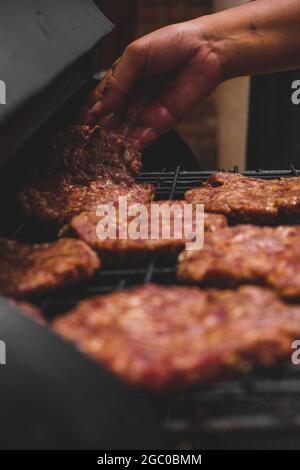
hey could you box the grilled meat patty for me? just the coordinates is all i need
[178,224,300,300]
[19,126,154,226]
[21,179,154,227]
[63,201,227,265]
[9,300,45,324]
[35,125,142,184]
[185,172,300,223]
[53,284,300,390]
[0,238,100,299]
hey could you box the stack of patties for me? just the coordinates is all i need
[19,125,155,227]
[2,125,157,303]
[0,125,156,319]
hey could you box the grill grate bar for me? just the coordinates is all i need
[169,166,181,200]
[137,168,300,178]
[13,166,300,448]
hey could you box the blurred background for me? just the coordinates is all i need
[94,0,250,170]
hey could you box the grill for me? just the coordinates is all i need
[12,166,300,450]
[2,1,300,450]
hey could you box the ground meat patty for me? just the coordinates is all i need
[0,238,100,299]
[178,224,300,300]
[41,125,142,184]
[185,172,300,223]
[53,284,300,390]
[63,201,227,265]
[10,301,45,324]
[19,125,154,225]
[21,179,154,226]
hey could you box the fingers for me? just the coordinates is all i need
[78,25,191,125]
[79,46,143,125]
[77,22,222,149]
[123,98,178,150]
[76,73,109,124]
[84,43,146,125]
[120,57,220,149]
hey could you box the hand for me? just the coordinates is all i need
[79,20,223,149]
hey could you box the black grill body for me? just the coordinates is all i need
[3,167,300,450]
[1,3,300,448]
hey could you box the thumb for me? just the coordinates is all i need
[88,43,145,122]
[122,58,220,149]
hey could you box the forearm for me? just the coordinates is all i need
[81,0,300,147]
[197,0,300,79]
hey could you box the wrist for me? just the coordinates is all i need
[185,17,226,87]
[194,0,300,80]
[193,14,237,82]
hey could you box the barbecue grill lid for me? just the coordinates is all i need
[0,0,113,163]
[0,299,164,449]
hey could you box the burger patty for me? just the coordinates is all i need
[178,224,300,300]
[53,284,300,390]
[185,172,300,223]
[19,125,154,225]
[10,301,45,324]
[38,125,142,184]
[63,201,227,265]
[0,238,100,299]
[21,179,154,226]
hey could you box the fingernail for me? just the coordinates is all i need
[98,113,115,127]
[89,101,103,116]
[130,127,155,150]
[118,123,130,137]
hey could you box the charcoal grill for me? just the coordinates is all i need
[5,166,300,451]
[1,0,300,452]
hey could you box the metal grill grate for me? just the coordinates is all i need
[36,166,300,317]
[23,167,300,449]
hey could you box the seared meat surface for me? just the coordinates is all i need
[21,179,154,226]
[9,300,45,324]
[178,224,300,300]
[53,284,300,390]
[0,238,100,299]
[185,172,300,223]
[63,201,227,265]
[19,126,154,225]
